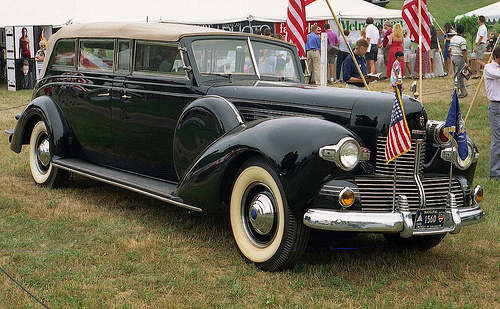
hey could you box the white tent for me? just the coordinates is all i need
[454,1,500,23]
[1,0,402,27]
[70,0,402,24]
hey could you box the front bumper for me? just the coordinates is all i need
[303,193,485,238]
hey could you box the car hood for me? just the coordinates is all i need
[206,80,362,111]
[205,80,425,135]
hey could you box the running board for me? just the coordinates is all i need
[52,158,202,212]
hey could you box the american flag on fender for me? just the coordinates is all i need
[385,83,412,163]
[286,0,316,58]
[402,0,431,52]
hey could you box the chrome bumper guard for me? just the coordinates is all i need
[303,193,485,238]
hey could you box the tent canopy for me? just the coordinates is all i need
[454,1,500,23]
[1,0,402,27]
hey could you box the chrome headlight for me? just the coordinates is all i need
[440,140,479,170]
[426,120,450,146]
[319,137,369,171]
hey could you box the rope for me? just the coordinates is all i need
[0,264,51,308]
[0,104,26,112]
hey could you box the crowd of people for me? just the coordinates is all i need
[301,15,498,94]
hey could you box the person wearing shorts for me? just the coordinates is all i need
[365,17,379,74]
[473,15,488,79]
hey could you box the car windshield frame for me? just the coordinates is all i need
[186,36,303,84]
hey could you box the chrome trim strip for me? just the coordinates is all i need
[413,139,426,209]
[247,37,261,79]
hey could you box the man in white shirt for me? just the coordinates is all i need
[450,25,468,98]
[484,45,500,180]
[473,15,488,79]
[365,17,380,74]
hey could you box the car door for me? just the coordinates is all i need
[70,39,115,166]
[112,40,193,181]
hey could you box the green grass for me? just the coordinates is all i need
[1,71,500,308]
[386,0,499,27]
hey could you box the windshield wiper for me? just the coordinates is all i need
[206,72,233,82]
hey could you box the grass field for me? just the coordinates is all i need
[1,72,499,308]
[386,0,499,27]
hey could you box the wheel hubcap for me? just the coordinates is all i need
[37,138,51,168]
[248,192,276,235]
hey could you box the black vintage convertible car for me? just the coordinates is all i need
[7,22,485,271]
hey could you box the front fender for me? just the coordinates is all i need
[10,96,73,158]
[177,117,362,215]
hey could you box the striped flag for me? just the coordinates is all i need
[402,0,431,52]
[286,0,316,58]
[385,83,412,163]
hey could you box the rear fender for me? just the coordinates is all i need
[10,96,73,158]
[177,117,362,215]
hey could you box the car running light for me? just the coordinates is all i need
[338,187,355,208]
[473,185,483,204]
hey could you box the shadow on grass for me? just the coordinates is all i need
[60,174,468,273]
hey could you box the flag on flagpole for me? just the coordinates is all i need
[443,89,468,160]
[286,0,316,58]
[402,0,431,52]
[286,0,307,58]
[385,83,412,163]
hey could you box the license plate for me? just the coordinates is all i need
[415,209,446,229]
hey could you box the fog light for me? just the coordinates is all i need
[473,185,483,204]
[338,187,355,208]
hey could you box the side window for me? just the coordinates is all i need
[79,40,114,70]
[134,41,185,76]
[117,40,131,72]
[52,39,76,67]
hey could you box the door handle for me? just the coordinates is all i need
[98,92,110,97]
[121,94,132,99]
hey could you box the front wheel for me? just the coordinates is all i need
[230,158,309,271]
[29,120,69,188]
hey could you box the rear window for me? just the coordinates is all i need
[52,39,76,67]
[134,41,185,75]
[79,40,114,70]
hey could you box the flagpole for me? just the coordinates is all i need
[418,0,423,104]
[464,35,500,124]
[324,0,370,91]
[449,88,460,194]
[392,159,397,211]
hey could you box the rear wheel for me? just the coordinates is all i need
[230,158,309,271]
[384,233,446,251]
[29,120,69,188]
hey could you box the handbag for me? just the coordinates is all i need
[461,66,471,80]
[327,44,340,56]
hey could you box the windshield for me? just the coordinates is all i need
[191,38,301,81]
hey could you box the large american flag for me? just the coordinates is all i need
[286,0,316,58]
[402,0,431,52]
[385,83,412,163]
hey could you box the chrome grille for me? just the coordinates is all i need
[355,176,464,212]
[375,137,425,177]
[354,136,465,212]
[237,107,324,122]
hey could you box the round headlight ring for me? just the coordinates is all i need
[455,142,474,170]
[339,140,360,171]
